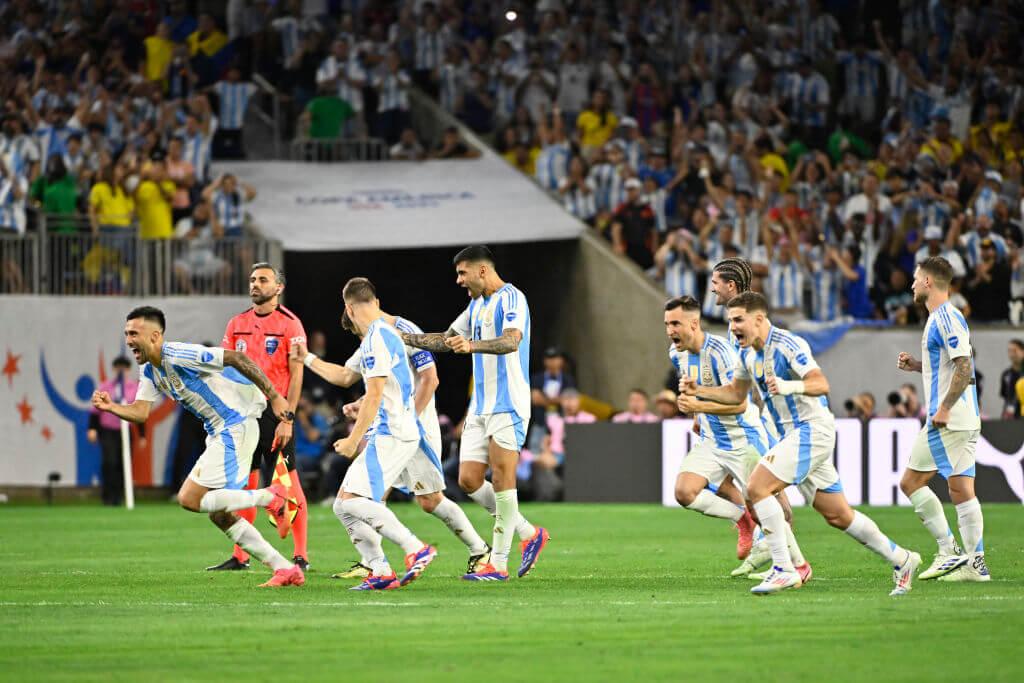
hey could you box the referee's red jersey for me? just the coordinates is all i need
[222,305,307,398]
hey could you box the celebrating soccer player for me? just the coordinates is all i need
[293,300,493,579]
[92,306,305,587]
[209,263,311,572]
[403,245,549,581]
[896,257,988,582]
[681,292,921,596]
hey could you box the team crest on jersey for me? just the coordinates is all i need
[265,338,279,356]
[506,312,517,321]
[364,355,376,370]
[169,374,184,391]
[948,336,959,348]
[235,340,247,352]
[702,366,714,386]
[201,351,214,363]
[795,353,808,365]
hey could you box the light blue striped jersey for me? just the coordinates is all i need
[535,141,570,191]
[769,258,804,310]
[451,283,531,421]
[921,302,980,430]
[136,342,266,436]
[669,333,768,455]
[213,81,257,130]
[359,318,419,441]
[735,326,832,436]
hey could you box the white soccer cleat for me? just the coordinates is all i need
[937,554,991,582]
[731,541,772,577]
[750,566,802,595]
[890,551,922,596]
[918,553,968,580]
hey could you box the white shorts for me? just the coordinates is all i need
[395,425,446,495]
[460,412,527,464]
[343,434,419,502]
[909,426,979,479]
[679,440,760,497]
[758,418,841,502]
[188,417,258,490]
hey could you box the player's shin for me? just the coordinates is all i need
[432,497,488,554]
[341,497,422,554]
[199,488,272,513]
[686,489,744,522]
[752,496,795,572]
[785,522,807,566]
[909,487,957,554]
[844,510,908,566]
[469,480,536,539]
[224,518,291,571]
[491,489,520,572]
[333,498,390,575]
[955,497,984,556]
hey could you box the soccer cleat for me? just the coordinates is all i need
[400,544,438,586]
[937,554,991,582]
[350,572,400,591]
[264,482,299,539]
[462,563,509,581]
[517,527,550,578]
[258,564,305,588]
[467,545,492,575]
[292,555,310,572]
[750,566,802,595]
[747,569,771,581]
[332,562,371,580]
[918,553,968,580]
[795,562,813,586]
[731,541,772,577]
[206,556,249,571]
[735,511,756,559]
[890,551,922,596]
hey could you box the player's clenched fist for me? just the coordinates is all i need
[290,341,308,360]
[678,375,698,395]
[445,335,473,354]
[91,390,114,411]
[896,352,921,372]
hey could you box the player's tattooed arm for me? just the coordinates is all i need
[223,350,281,400]
[402,328,457,353]
[941,356,973,410]
[465,329,522,354]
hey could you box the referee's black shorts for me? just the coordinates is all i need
[251,405,297,479]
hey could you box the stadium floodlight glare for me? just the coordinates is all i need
[505,10,517,21]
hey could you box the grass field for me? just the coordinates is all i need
[1,502,1021,682]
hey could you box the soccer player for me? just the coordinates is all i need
[681,292,921,596]
[897,257,988,582]
[403,245,549,581]
[293,302,492,578]
[332,277,438,590]
[209,263,311,572]
[91,306,305,587]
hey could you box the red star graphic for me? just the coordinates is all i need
[2,350,20,388]
[16,396,33,424]
[41,426,52,441]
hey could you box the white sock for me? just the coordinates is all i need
[908,487,956,554]
[333,498,390,575]
[341,497,422,555]
[686,489,743,522]
[224,518,291,571]
[431,497,488,555]
[468,481,537,539]
[491,489,520,572]
[844,510,907,567]
[199,488,269,513]
[785,523,807,566]
[955,497,984,555]
[752,496,794,572]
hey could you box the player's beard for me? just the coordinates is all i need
[251,291,275,305]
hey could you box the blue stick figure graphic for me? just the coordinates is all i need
[40,353,100,486]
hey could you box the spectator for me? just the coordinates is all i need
[209,66,257,159]
[530,346,576,432]
[372,51,411,145]
[915,225,967,279]
[430,126,479,160]
[143,21,174,88]
[654,390,679,419]
[164,137,195,225]
[315,39,366,136]
[999,340,1024,419]
[833,244,874,319]
[135,157,176,240]
[389,128,425,160]
[86,356,142,506]
[559,155,597,223]
[612,389,659,423]
[29,155,78,234]
[294,392,330,475]
[186,14,230,86]
[88,163,134,263]
[299,83,354,142]
[610,178,656,269]
[965,238,1012,321]
[203,173,256,237]
[576,89,617,156]
[173,202,228,294]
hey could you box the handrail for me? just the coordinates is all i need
[251,72,282,159]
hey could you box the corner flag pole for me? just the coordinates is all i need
[120,399,135,510]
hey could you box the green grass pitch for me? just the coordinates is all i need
[2,502,1021,682]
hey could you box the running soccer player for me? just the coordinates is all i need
[666,296,809,578]
[293,304,492,578]
[209,263,311,572]
[332,278,438,590]
[897,257,988,582]
[403,245,549,582]
[682,292,921,596]
[91,306,304,587]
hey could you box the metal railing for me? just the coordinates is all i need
[289,137,389,162]
[1,215,282,296]
[252,73,283,159]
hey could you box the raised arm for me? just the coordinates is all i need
[291,342,362,387]
[91,392,153,424]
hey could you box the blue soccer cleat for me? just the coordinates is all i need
[462,563,509,581]
[517,527,550,578]
[350,572,400,591]
[400,545,438,586]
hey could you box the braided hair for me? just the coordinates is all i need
[713,257,753,294]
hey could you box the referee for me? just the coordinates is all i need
[207,263,311,571]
